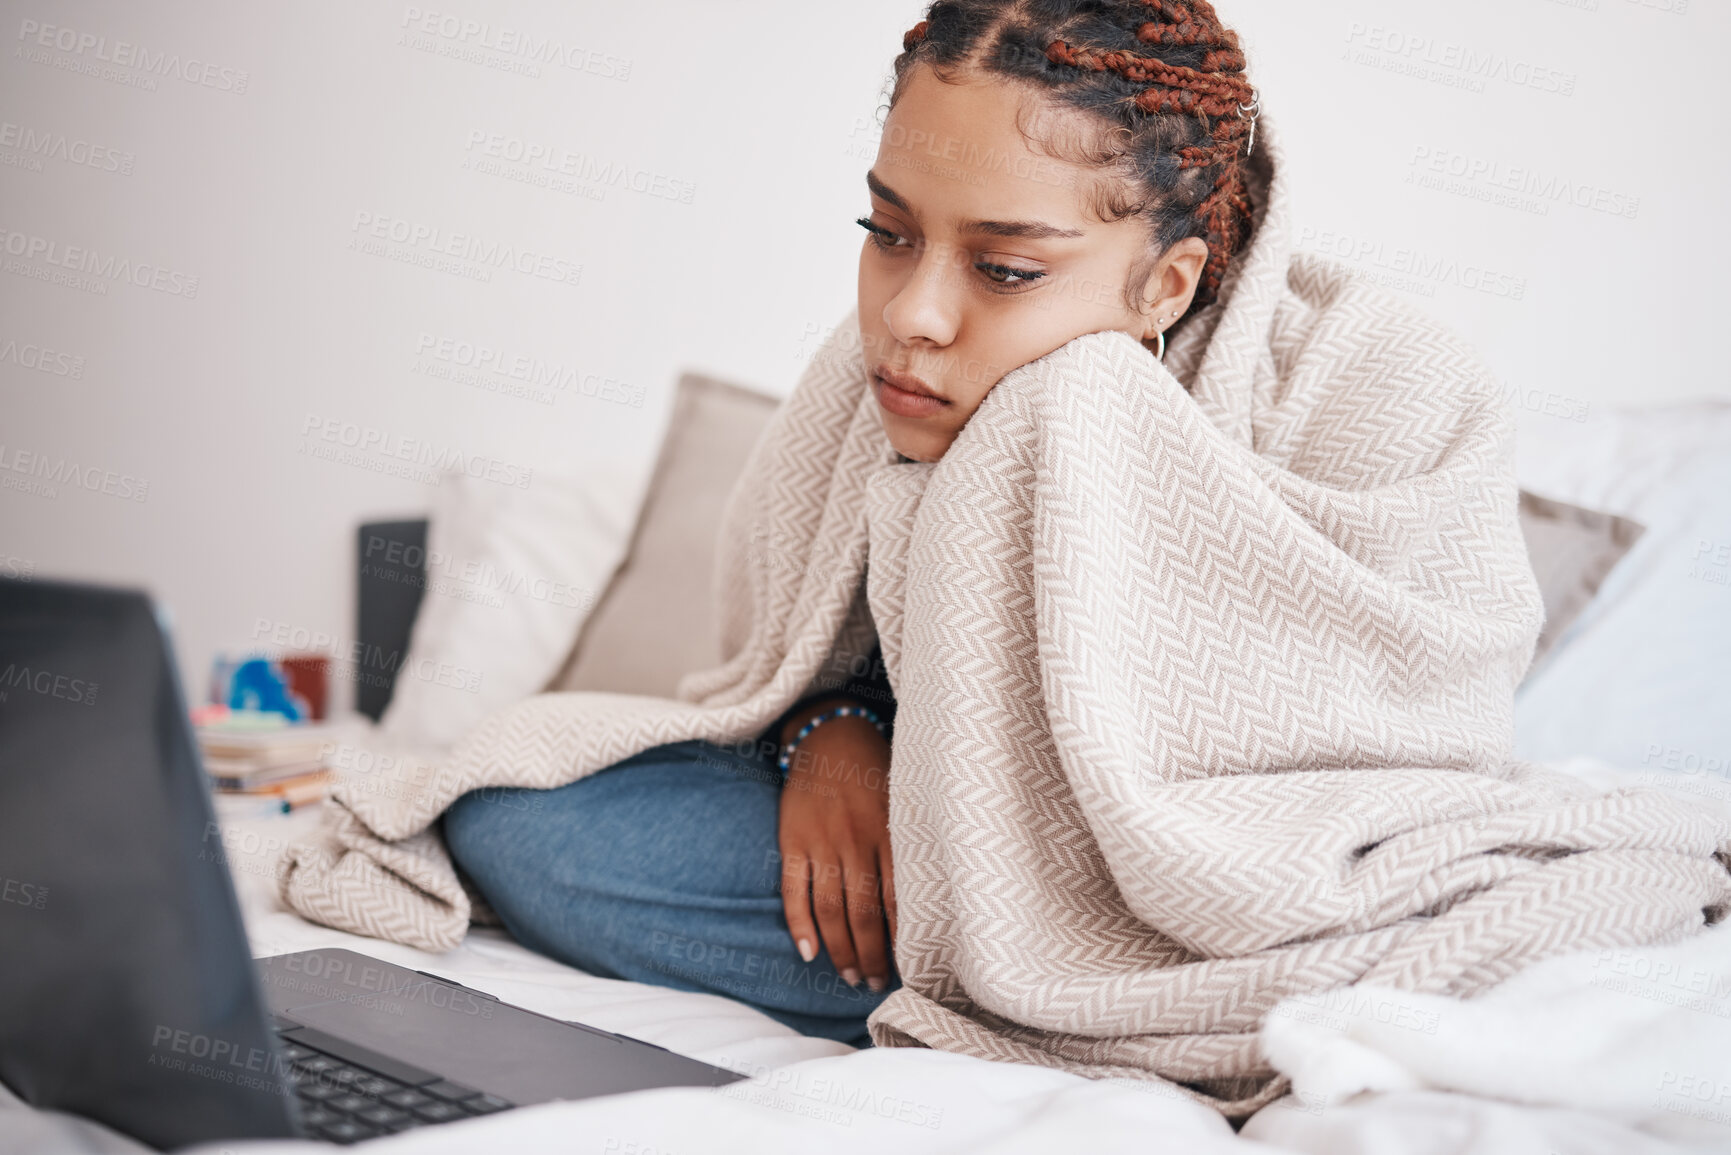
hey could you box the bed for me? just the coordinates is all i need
[5,384,1727,1155]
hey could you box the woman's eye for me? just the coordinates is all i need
[975,260,1046,289]
[857,217,1045,292]
[856,216,910,251]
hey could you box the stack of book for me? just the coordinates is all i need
[194,708,334,811]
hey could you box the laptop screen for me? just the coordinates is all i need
[0,578,301,1148]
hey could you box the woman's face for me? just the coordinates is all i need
[857,64,1207,463]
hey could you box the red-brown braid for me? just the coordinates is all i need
[897,0,1258,306]
[1043,1,1255,301]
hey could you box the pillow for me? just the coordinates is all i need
[376,460,642,749]
[1515,492,1645,672]
[546,373,779,698]
[1511,401,1731,776]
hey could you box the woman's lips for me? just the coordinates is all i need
[873,366,949,419]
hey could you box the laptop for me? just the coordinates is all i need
[0,577,745,1149]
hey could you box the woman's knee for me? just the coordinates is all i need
[444,741,786,902]
[442,786,553,898]
[444,787,525,864]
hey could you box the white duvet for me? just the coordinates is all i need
[6,796,1708,1155]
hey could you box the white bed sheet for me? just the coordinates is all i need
[174,802,1731,1155]
[187,799,1266,1155]
[2,781,1717,1155]
[3,798,1717,1155]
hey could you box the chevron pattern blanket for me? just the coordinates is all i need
[280,128,1731,1116]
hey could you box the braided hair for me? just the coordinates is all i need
[893,0,1258,311]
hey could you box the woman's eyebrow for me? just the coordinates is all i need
[959,217,1084,240]
[866,170,915,216]
[866,170,1083,240]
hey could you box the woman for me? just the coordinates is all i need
[396,0,1729,1112]
[443,0,1252,1047]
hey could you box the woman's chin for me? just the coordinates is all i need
[878,419,946,463]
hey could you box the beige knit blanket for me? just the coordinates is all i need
[281,128,1731,1116]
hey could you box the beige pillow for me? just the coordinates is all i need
[546,373,778,697]
[1516,491,1645,669]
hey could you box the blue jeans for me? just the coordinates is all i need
[442,738,898,1047]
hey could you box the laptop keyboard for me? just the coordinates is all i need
[281,1035,514,1144]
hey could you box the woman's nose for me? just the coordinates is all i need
[881,243,961,348]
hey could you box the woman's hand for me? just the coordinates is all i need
[776,705,896,991]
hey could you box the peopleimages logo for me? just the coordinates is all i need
[0,338,85,378]
[845,117,1076,191]
[0,225,199,298]
[16,19,249,93]
[0,119,134,175]
[148,1025,293,1091]
[463,131,696,205]
[1407,146,1641,220]
[399,7,631,80]
[249,618,485,695]
[1,875,48,910]
[0,662,100,705]
[1296,226,1527,301]
[349,211,582,288]
[1343,22,1576,96]
[0,443,149,502]
[412,332,646,408]
[299,414,536,489]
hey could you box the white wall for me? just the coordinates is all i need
[3,0,1723,703]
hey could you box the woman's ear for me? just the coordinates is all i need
[1136,237,1210,342]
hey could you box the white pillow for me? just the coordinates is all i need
[377,461,643,749]
[1512,402,1731,782]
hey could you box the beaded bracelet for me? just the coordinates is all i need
[778,703,887,773]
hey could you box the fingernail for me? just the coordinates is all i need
[797,938,816,963]
[867,976,886,992]
[841,967,862,987]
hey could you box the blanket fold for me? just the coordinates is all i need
[280,121,1731,1116]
